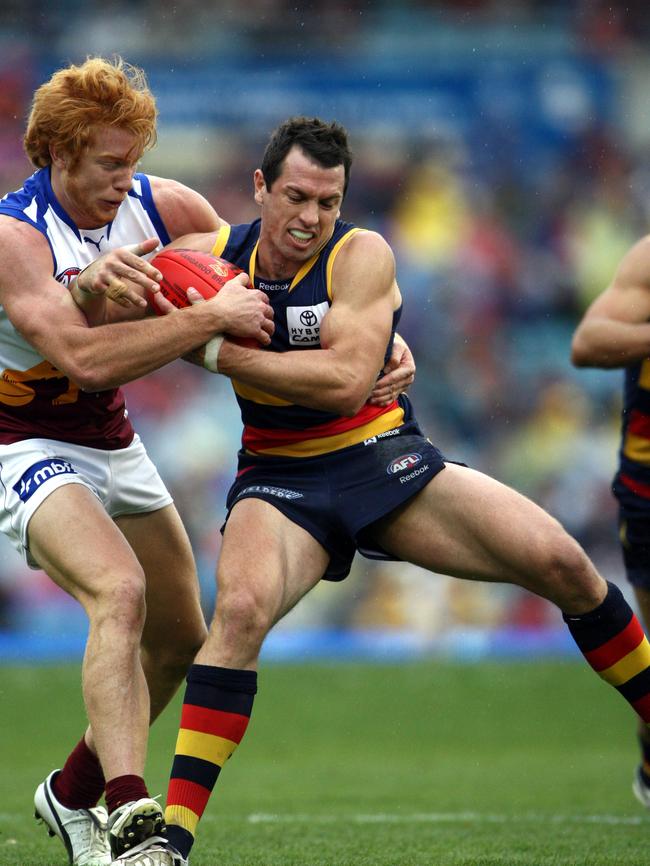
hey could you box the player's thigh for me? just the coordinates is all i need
[218,497,330,624]
[28,482,143,604]
[373,462,587,589]
[116,504,206,647]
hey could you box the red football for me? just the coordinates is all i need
[150,248,243,312]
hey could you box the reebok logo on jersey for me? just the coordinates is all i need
[13,458,77,502]
[387,453,422,475]
[287,302,329,345]
[258,280,291,293]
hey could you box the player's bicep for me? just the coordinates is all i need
[323,231,397,377]
[0,222,87,353]
[585,238,650,324]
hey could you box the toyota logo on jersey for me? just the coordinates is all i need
[387,453,422,475]
[287,301,329,345]
[299,310,318,326]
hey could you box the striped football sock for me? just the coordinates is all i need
[563,581,650,722]
[165,664,257,859]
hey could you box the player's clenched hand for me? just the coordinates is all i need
[189,274,275,345]
[369,332,416,406]
[74,238,163,308]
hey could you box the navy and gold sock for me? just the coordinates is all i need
[563,581,650,722]
[165,664,257,859]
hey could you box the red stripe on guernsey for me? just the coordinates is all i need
[632,692,650,724]
[628,410,650,438]
[584,616,642,671]
[619,472,650,500]
[166,777,210,814]
[181,704,250,744]
[242,401,397,452]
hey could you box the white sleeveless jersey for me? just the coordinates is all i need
[0,168,171,448]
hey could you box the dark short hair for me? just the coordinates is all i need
[261,116,353,197]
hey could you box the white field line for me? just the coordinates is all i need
[1,810,643,828]
[246,811,646,826]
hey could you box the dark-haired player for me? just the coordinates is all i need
[572,235,650,809]
[124,116,650,866]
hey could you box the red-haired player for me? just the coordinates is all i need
[0,56,273,866]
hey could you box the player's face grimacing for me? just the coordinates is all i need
[50,125,142,230]
[254,145,344,278]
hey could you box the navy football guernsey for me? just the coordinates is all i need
[211,218,405,457]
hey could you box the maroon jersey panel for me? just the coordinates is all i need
[0,362,134,449]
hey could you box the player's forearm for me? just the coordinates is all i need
[218,340,374,416]
[571,319,650,368]
[57,306,228,391]
[69,278,108,326]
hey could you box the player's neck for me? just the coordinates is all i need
[255,247,299,282]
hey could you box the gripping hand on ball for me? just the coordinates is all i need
[183,274,274,345]
[72,237,163,311]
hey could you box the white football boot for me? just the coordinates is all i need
[108,798,167,858]
[632,765,650,808]
[34,769,111,866]
[111,836,188,866]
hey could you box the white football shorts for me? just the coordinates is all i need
[0,434,173,568]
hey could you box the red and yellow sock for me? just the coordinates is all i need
[563,581,650,722]
[164,664,257,858]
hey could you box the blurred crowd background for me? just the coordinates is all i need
[1,0,648,660]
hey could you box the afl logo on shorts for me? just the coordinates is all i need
[387,453,422,475]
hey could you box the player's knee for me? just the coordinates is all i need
[215,585,274,646]
[534,529,602,610]
[91,567,148,636]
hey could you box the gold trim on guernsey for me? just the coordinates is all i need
[211,224,231,258]
[248,405,405,457]
[623,432,650,464]
[211,224,365,297]
[232,380,292,405]
[326,228,364,300]
[639,358,650,390]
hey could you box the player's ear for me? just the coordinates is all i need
[49,144,68,169]
[253,169,265,205]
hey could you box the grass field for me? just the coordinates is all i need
[0,659,648,865]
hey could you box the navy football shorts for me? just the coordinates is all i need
[618,509,650,589]
[223,420,446,581]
